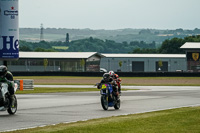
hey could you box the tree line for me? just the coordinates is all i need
[19,37,156,53]
[19,40,67,52]
[20,28,200,44]
[19,35,200,54]
[132,35,200,54]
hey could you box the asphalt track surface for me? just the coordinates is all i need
[1,85,200,132]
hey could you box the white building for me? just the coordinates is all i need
[180,42,200,72]
[100,54,186,72]
[0,52,104,72]
[0,52,187,72]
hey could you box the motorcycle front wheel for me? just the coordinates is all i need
[101,95,108,110]
[114,99,120,110]
[7,95,17,115]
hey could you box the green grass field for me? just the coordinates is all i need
[14,76,200,86]
[7,106,200,133]
[13,76,200,93]
[15,87,134,94]
[15,87,96,94]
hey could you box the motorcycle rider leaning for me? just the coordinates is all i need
[108,71,121,94]
[0,65,15,107]
[97,73,118,96]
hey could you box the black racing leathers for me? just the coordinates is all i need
[98,78,118,94]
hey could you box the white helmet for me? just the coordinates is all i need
[109,71,114,76]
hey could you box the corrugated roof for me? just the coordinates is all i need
[180,42,200,49]
[18,52,185,59]
[102,54,186,58]
[19,52,103,59]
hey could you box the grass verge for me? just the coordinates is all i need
[14,76,200,86]
[7,106,200,133]
[124,83,200,86]
[16,87,133,94]
[16,87,98,94]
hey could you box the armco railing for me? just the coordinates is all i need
[14,79,34,90]
[13,72,200,77]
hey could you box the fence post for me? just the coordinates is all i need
[20,80,23,91]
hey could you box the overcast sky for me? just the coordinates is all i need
[19,0,200,30]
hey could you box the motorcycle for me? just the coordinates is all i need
[97,83,120,110]
[0,82,18,115]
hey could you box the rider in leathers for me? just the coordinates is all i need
[0,65,15,107]
[109,71,121,95]
[97,73,118,96]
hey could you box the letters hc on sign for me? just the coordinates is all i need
[0,0,19,59]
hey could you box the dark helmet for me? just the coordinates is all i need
[0,65,7,76]
[103,73,110,82]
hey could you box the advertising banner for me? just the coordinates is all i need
[0,0,19,60]
[187,52,200,61]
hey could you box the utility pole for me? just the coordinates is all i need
[40,23,44,41]
[66,33,69,46]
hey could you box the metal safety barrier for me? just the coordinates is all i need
[14,79,34,90]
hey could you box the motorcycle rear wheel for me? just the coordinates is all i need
[101,95,108,110]
[7,95,17,115]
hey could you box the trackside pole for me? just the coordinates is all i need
[20,80,23,91]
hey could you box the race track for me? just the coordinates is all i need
[1,86,200,132]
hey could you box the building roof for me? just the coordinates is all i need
[19,52,104,59]
[19,52,185,59]
[102,54,186,58]
[180,42,200,49]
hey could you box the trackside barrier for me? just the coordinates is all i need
[12,72,200,77]
[20,80,23,91]
[14,79,34,90]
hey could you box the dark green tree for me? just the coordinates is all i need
[19,45,32,51]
